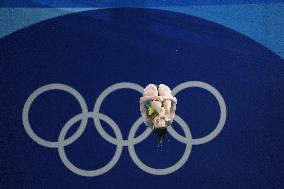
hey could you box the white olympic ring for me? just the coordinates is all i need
[22,81,227,176]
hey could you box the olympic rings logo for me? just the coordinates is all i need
[22,81,227,177]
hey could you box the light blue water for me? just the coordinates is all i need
[1,3,283,58]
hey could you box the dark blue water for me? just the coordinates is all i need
[0,8,283,189]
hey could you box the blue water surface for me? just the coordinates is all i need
[0,8,283,189]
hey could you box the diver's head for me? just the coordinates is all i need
[153,127,167,143]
